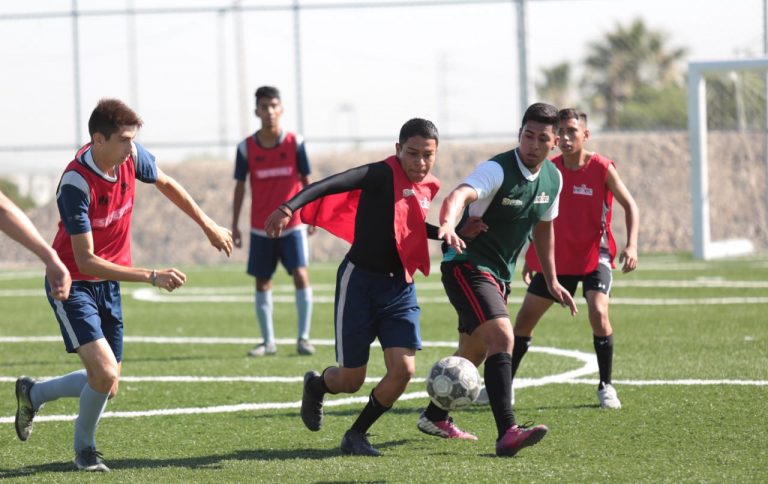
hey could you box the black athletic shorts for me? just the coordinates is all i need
[527,262,613,300]
[441,261,511,335]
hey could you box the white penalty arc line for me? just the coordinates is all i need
[1,345,765,424]
[0,346,594,424]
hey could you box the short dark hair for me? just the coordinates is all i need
[255,86,281,106]
[521,102,558,128]
[558,108,588,126]
[88,98,142,140]
[399,118,439,146]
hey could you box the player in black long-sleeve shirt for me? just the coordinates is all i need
[265,118,456,457]
[282,162,440,274]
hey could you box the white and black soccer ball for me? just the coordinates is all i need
[426,356,481,410]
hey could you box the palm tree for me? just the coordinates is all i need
[581,18,687,129]
[536,62,572,108]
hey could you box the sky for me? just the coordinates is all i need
[0,0,764,188]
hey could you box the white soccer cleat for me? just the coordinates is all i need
[247,342,277,357]
[597,383,622,409]
[473,385,514,405]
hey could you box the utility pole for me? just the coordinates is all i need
[763,0,768,222]
[516,0,530,119]
[127,0,139,110]
[71,0,82,145]
[292,0,305,134]
[234,0,249,137]
[217,9,229,158]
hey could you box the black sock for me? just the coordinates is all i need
[485,352,515,439]
[511,336,532,381]
[424,400,450,422]
[308,367,333,396]
[350,390,391,434]
[593,334,614,388]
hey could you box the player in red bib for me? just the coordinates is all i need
[232,86,315,357]
[14,99,233,472]
[265,118,450,457]
[513,108,639,409]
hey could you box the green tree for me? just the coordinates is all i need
[0,178,36,211]
[617,82,687,129]
[581,18,687,129]
[705,71,766,131]
[536,62,572,108]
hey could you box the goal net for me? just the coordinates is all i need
[688,58,768,259]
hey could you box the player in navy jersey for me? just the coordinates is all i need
[264,118,454,457]
[14,98,233,472]
[232,86,315,357]
[0,190,71,300]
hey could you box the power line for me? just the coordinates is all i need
[0,0,606,21]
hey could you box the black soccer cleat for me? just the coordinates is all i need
[301,370,324,431]
[340,429,381,457]
[73,446,111,472]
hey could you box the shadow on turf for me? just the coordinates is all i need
[0,441,414,476]
[123,354,245,364]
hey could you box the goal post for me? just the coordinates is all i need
[688,57,768,260]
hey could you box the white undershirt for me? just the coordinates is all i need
[461,150,561,221]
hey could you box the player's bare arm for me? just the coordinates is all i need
[438,184,477,253]
[606,164,639,273]
[70,232,186,292]
[154,168,233,257]
[0,191,72,300]
[532,220,577,316]
[231,180,246,248]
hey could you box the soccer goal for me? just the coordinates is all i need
[688,57,768,259]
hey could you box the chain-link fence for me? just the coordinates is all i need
[0,0,766,258]
[1,0,763,163]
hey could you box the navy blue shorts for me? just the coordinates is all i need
[247,227,308,279]
[527,262,613,300]
[333,258,422,368]
[45,279,124,362]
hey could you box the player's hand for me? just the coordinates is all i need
[437,223,465,254]
[521,262,534,286]
[264,207,291,239]
[154,268,187,292]
[205,224,233,257]
[619,245,638,273]
[45,257,71,301]
[548,281,578,316]
[457,216,487,241]
[232,226,242,249]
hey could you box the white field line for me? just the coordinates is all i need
[125,286,768,305]
[0,336,447,345]
[0,258,763,279]
[4,289,768,305]
[1,343,765,424]
[4,278,768,300]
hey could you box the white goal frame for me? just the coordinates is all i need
[688,57,768,260]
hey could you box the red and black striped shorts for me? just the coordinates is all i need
[440,261,511,335]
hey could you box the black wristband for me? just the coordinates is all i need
[277,205,293,217]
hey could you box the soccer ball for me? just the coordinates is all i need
[426,356,481,410]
